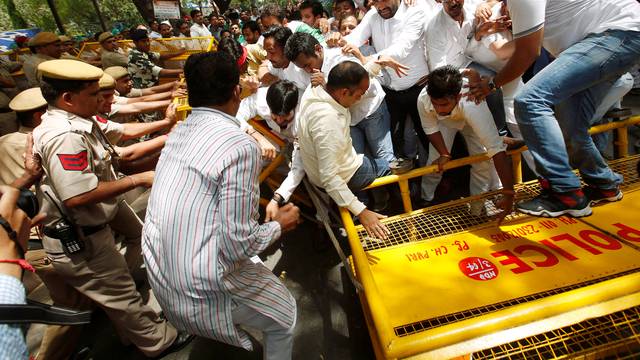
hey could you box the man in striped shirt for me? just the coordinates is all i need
[142,52,301,359]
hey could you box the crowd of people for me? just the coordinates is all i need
[0,0,639,359]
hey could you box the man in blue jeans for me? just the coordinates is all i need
[469,0,640,218]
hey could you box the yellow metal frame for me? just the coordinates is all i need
[339,115,640,359]
[361,115,640,214]
[77,36,217,62]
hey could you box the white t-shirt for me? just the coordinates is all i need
[417,86,505,157]
[510,0,640,57]
[345,0,440,90]
[464,3,511,72]
[425,3,476,71]
[320,47,385,125]
[266,61,311,91]
[190,23,212,37]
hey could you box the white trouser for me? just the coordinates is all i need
[232,303,295,360]
[502,77,538,176]
[421,125,494,201]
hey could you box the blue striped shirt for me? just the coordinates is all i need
[142,107,295,349]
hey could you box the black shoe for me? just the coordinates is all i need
[156,331,195,358]
[370,189,389,212]
[389,158,414,175]
[517,190,592,218]
[583,185,623,205]
[413,198,432,210]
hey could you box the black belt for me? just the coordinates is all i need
[43,224,106,239]
[0,300,91,325]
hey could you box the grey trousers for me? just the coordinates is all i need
[232,303,295,360]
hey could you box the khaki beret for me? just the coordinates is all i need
[98,32,114,43]
[59,35,72,43]
[38,59,103,81]
[28,32,60,47]
[103,66,129,80]
[99,73,116,90]
[9,88,47,112]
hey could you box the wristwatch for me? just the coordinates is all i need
[487,77,499,92]
[272,193,286,206]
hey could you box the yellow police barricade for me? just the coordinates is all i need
[340,115,640,359]
[77,36,217,64]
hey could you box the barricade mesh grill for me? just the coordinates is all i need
[356,155,640,251]
[471,306,640,360]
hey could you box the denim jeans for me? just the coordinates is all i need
[350,101,396,163]
[514,30,640,192]
[347,155,391,192]
[591,72,634,153]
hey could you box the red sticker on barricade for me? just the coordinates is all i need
[459,257,499,281]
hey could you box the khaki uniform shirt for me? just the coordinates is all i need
[245,44,266,77]
[0,126,32,185]
[23,53,56,87]
[33,108,125,238]
[101,49,128,69]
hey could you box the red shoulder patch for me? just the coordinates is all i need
[95,116,108,124]
[57,151,88,171]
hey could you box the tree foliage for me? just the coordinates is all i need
[0,0,144,36]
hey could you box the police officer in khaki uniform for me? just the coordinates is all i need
[0,88,47,185]
[0,61,19,136]
[32,59,193,357]
[99,32,129,69]
[0,87,93,360]
[22,32,62,87]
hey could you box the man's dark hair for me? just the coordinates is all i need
[289,10,302,21]
[426,65,462,99]
[335,0,356,10]
[185,52,239,107]
[260,4,286,22]
[300,1,324,17]
[262,26,292,48]
[242,20,260,34]
[217,37,244,63]
[40,77,95,105]
[190,10,201,18]
[228,11,240,21]
[176,19,188,29]
[326,61,368,92]
[266,81,299,116]
[148,18,159,26]
[284,32,319,62]
[16,105,47,125]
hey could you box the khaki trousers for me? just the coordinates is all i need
[45,226,177,357]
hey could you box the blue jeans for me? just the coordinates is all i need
[350,101,396,163]
[591,72,634,153]
[347,155,391,192]
[514,30,640,192]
